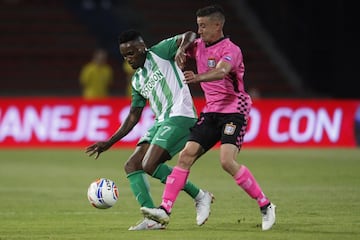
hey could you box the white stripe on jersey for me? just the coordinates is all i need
[132,51,196,122]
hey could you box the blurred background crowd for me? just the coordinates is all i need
[1,0,357,99]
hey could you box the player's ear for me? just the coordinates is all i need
[137,47,146,54]
[136,41,147,53]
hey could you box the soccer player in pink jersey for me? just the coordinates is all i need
[141,4,276,231]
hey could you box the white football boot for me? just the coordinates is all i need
[128,217,166,231]
[261,203,276,231]
[140,207,170,226]
[195,191,215,226]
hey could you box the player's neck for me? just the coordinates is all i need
[205,35,226,47]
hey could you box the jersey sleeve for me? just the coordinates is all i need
[150,35,179,60]
[221,44,242,68]
[131,86,146,108]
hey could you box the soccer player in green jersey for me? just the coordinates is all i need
[85,30,214,230]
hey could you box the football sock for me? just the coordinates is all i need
[260,203,271,214]
[234,165,270,207]
[127,170,155,208]
[152,163,200,199]
[161,166,189,213]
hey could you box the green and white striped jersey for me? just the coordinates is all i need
[130,35,197,122]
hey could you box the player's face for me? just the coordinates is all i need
[197,16,220,44]
[119,41,146,69]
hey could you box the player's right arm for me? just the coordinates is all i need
[183,60,232,84]
[175,31,196,69]
[106,106,143,144]
[85,106,143,159]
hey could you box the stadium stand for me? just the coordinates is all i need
[0,0,127,96]
[127,0,301,97]
[0,0,304,98]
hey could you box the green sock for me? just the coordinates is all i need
[152,163,200,199]
[127,170,155,208]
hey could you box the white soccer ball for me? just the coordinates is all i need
[87,178,119,209]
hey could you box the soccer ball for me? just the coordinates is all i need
[87,178,119,209]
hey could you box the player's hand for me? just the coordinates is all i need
[175,49,187,70]
[183,70,197,84]
[85,142,110,159]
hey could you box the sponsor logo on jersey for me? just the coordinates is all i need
[141,69,164,98]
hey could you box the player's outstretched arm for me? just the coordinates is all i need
[85,107,143,159]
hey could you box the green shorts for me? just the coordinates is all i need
[138,116,197,157]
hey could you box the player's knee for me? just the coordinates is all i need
[124,157,142,174]
[141,161,157,175]
[178,148,195,168]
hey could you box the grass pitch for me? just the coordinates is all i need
[0,148,359,240]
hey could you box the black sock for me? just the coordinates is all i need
[260,203,271,214]
[159,205,170,215]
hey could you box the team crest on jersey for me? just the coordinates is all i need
[208,58,216,68]
[224,122,236,135]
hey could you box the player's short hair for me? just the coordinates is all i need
[118,30,143,44]
[196,4,225,21]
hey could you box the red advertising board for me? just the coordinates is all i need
[0,97,359,148]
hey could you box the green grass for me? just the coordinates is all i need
[0,148,359,240]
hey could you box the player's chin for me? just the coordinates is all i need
[129,62,138,69]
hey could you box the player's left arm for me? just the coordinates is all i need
[183,60,232,84]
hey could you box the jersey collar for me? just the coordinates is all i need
[205,36,228,47]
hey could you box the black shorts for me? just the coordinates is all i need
[188,112,248,152]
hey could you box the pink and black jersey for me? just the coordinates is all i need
[189,37,252,116]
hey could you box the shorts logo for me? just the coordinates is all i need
[208,58,216,68]
[224,122,236,135]
[155,137,166,141]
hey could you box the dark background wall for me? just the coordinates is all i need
[0,0,358,99]
[245,0,358,98]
